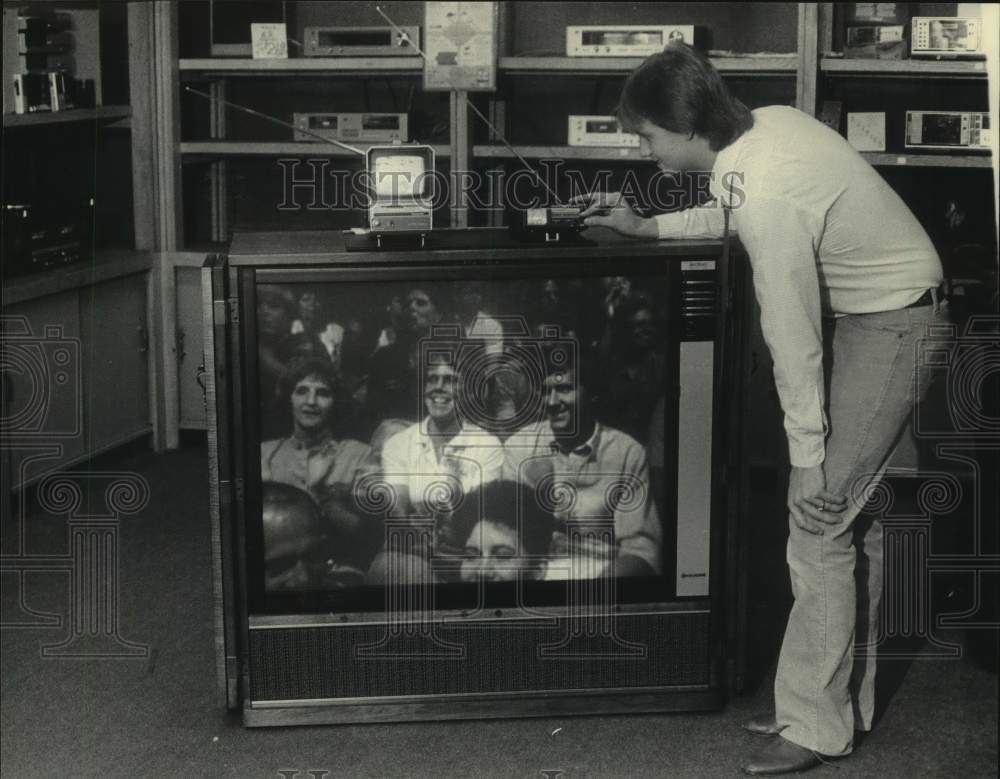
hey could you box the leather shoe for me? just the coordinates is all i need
[741,712,781,737]
[741,736,822,775]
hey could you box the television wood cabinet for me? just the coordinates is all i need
[205,228,753,725]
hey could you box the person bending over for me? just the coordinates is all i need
[578,42,948,775]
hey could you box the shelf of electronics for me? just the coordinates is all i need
[821,57,987,77]
[472,147,992,168]
[179,141,451,158]
[178,54,798,77]
[499,54,798,74]
[473,145,644,161]
[2,104,130,127]
[178,57,424,74]
[859,152,992,169]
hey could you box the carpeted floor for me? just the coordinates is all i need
[2,442,997,778]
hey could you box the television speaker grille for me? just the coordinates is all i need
[249,611,711,702]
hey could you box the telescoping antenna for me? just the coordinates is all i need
[374,4,564,205]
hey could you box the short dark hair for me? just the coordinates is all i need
[452,480,555,556]
[261,481,323,564]
[616,43,754,151]
[280,356,339,399]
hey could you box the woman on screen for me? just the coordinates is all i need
[454,481,555,584]
[261,358,382,573]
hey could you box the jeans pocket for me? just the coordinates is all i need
[851,310,913,335]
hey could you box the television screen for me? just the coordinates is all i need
[247,263,714,612]
[373,154,426,198]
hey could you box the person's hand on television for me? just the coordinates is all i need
[570,192,657,238]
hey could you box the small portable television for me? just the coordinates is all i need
[905,111,991,152]
[366,144,434,236]
[910,17,983,57]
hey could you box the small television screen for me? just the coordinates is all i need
[372,154,427,199]
[245,262,713,613]
[922,114,963,145]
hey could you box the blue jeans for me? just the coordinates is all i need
[774,300,951,756]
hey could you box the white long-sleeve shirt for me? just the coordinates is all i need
[656,106,942,467]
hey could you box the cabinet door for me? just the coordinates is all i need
[2,290,87,486]
[78,274,151,451]
[176,267,206,429]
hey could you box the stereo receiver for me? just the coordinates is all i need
[293,113,408,143]
[568,116,639,148]
[566,25,695,57]
[905,111,990,151]
[303,25,419,57]
[844,25,906,59]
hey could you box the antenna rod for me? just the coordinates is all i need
[184,86,366,157]
[374,4,564,205]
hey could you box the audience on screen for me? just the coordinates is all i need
[260,357,383,579]
[257,275,672,585]
[502,344,662,579]
[453,480,556,583]
[261,481,367,591]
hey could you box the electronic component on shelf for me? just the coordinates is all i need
[47,71,69,110]
[367,144,435,238]
[910,17,982,57]
[905,111,990,151]
[303,25,419,57]
[4,6,101,113]
[2,200,95,277]
[844,25,906,59]
[566,25,696,56]
[210,0,287,57]
[845,2,911,26]
[423,2,498,92]
[846,112,886,151]
[514,205,603,243]
[293,113,408,143]
[567,116,639,148]
[12,72,52,113]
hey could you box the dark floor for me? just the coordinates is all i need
[2,442,997,778]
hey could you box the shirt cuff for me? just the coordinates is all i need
[787,436,826,469]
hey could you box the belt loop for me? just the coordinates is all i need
[931,286,940,314]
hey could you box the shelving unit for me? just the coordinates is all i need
[474,145,643,161]
[1,1,168,467]
[859,152,992,169]
[179,142,450,157]
[820,57,988,77]
[499,54,798,75]
[147,2,997,446]
[179,57,423,74]
[2,105,131,127]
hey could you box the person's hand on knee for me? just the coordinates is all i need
[788,464,848,535]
